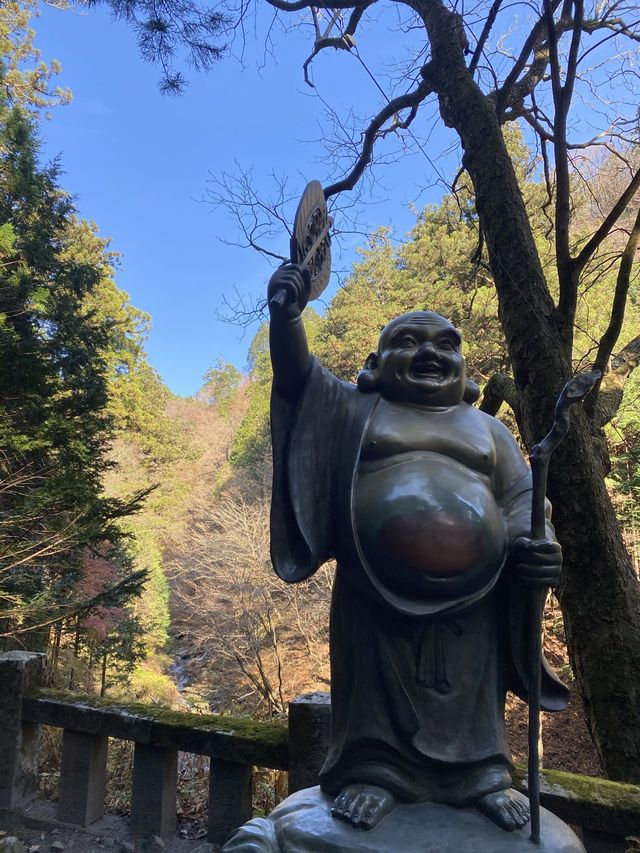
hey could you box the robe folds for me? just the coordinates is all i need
[271,358,568,804]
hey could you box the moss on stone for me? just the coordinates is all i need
[26,687,287,747]
[513,764,640,813]
[544,768,640,812]
[513,763,640,836]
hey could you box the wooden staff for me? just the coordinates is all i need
[527,369,600,843]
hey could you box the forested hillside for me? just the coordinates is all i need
[0,4,245,701]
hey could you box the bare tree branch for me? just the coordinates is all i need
[573,169,640,276]
[265,0,365,11]
[303,3,373,86]
[494,3,634,120]
[544,0,572,301]
[494,0,563,115]
[564,0,584,109]
[516,109,637,153]
[582,15,640,43]
[584,206,640,416]
[468,0,503,76]
[323,76,433,197]
[206,166,295,261]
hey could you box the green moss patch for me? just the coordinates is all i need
[513,764,640,835]
[26,687,287,748]
[513,765,640,811]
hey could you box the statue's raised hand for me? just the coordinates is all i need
[509,537,562,588]
[268,264,311,318]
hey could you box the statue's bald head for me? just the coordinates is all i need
[358,310,480,405]
[378,311,460,353]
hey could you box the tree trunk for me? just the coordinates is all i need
[101,652,107,698]
[417,0,640,781]
[69,618,81,691]
[50,621,62,680]
[550,422,640,781]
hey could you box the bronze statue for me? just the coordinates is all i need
[267,264,569,834]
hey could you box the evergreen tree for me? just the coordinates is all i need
[0,103,145,646]
[199,357,243,416]
[0,0,71,111]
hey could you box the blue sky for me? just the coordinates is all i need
[33,4,458,396]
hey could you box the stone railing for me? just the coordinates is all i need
[1,652,639,851]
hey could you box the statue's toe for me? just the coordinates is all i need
[500,805,518,830]
[478,789,530,832]
[359,786,396,829]
[366,799,394,829]
[511,798,530,826]
[330,784,396,830]
[331,791,351,819]
[349,792,371,826]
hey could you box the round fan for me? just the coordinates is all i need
[290,180,332,301]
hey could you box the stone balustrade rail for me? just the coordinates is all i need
[1,652,638,851]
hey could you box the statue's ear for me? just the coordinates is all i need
[357,351,379,392]
[364,352,378,371]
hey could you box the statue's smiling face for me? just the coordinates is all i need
[375,312,466,406]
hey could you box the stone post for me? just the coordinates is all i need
[0,651,46,811]
[288,692,331,795]
[207,758,253,845]
[130,743,177,838]
[58,729,109,826]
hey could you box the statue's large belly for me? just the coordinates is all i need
[354,452,507,599]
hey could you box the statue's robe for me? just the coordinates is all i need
[271,359,568,805]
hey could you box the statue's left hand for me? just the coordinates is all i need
[509,537,562,588]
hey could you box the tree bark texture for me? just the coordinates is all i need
[415,0,640,782]
[551,421,640,781]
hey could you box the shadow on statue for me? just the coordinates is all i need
[223,265,585,852]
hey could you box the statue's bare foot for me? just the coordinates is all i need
[477,788,530,831]
[331,783,396,830]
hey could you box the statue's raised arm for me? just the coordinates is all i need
[268,264,313,402]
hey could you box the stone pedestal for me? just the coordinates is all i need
[222,786,586,852]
